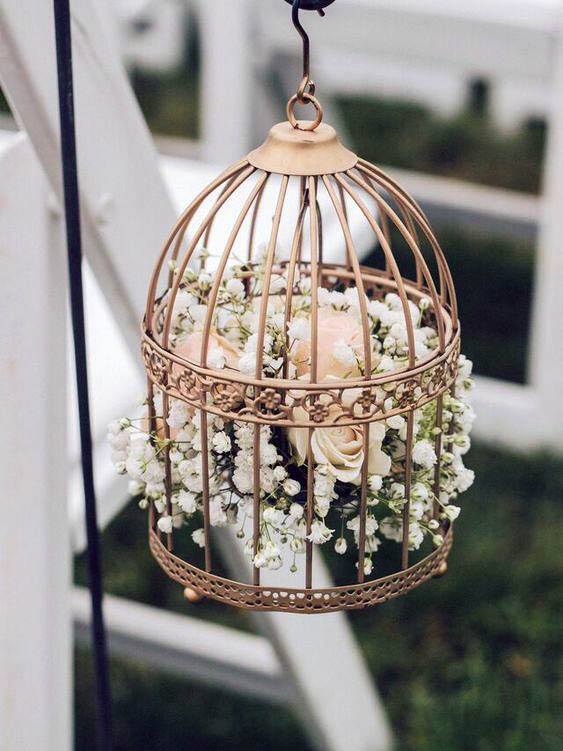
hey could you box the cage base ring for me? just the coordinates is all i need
[149,525,453,613]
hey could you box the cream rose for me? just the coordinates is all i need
[287,310,388,483]
[287,406,391,485]
[291,309,372,380]
[175,329,241,369]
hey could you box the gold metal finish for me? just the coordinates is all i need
[433,561,449,579]
[142,113,461,612]
[151,526,453,612]
[248,121,357,176]
[286,92,324,131]
[183,587,204,603]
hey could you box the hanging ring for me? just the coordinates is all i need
[287,92,323,131]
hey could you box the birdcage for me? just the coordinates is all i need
[135,0,472,613]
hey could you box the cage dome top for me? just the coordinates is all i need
[143,115,459,431]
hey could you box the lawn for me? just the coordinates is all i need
[75,443,563,751]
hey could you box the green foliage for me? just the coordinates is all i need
[132,67,199,140]
[336,95,546,194]
[440,227,534,384]
[75,445,563,750]
[363,225,535,384]
[130,12,200,140]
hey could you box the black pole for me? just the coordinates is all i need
[52,1,113,748]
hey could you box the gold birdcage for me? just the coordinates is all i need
[140,0,463,612]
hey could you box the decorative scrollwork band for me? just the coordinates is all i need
[141,330,460,428]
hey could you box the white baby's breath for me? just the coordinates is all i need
[110,267,474,575]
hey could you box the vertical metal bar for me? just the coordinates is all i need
[200,401,212,572]
[323,176,376,582]
[201,173,241,268]
[346,170,445,356]
[337,181,353,266]
[200,173,269,364]
[252,176,289,585]
[52,0,113,747]
[146,380,160,541]
[252,422,262,586]
[354,167,446,353]
[305,176,319,589]
[160,166,255,350]
[283,189,308,380]
[316,198,324,267]
[334,172,415,368]
[433,394,444,519]
[161,392,174,552]
[297,176,307,263]
[305,424,315,588]
[379,210,391,278]
[399,205,422,287]
[401,412,414,569]
[323,177,374,372]
[439,385,456,530]
[247,175,267,263]
[362,173,390,277]
[357,423,370,583]
[145,162,247,328]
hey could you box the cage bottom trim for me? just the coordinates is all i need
[149,525,453,613]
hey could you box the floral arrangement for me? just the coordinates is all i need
[109,258,474,576]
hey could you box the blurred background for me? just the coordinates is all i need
[1,1,562,750]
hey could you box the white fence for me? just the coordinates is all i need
[1,1,563,750]
[197,0,563,452]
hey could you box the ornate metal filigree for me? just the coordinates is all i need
[140,137,463,611]
[149,524,454,612]
[142,329,460,428]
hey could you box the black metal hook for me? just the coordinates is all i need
[289,0,333,93]
[292,0,310,83]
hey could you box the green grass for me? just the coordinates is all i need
[75,444,563,750]
[349,444,563,751]
[336,95,546,194]
[74,649,307,751]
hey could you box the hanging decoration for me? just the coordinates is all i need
[109,0,474,612]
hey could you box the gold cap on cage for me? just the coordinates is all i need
[248,121,358,176]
